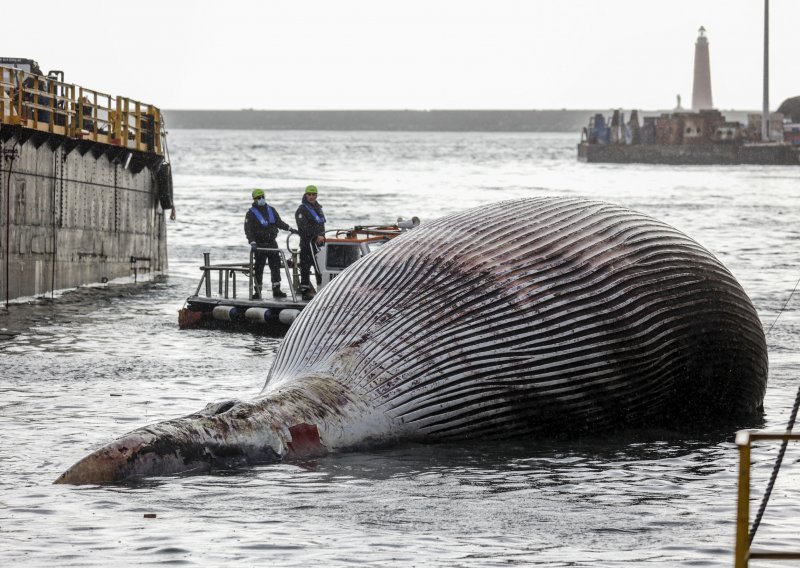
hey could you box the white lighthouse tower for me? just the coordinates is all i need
[691,26,713,110]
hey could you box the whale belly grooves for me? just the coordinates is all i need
[57,197,768,483]
[265,197,767,439]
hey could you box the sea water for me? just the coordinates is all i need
[2,130,800,566]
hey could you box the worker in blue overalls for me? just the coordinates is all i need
[295,185,327,301]
[244,188,296,299]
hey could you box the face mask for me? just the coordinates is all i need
[257,198,266,206]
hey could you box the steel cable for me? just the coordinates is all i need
[765,273,800,335]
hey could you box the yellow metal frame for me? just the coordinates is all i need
[735,430,800,567]
[0,66,165,156]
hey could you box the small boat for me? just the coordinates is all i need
[178,217,420,333]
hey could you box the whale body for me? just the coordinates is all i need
[56,197,768,484]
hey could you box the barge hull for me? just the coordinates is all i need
[578,142,799,165]
[0,125,168,301]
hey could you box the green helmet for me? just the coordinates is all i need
[252,188,265,199]
[305,185,318,195]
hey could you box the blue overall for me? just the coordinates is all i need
[295,199,327,288]
[244,204,289,291]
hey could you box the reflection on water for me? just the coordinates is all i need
[2,130,800,566]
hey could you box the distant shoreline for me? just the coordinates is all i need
[162,109,756,133]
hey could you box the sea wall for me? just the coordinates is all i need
[164,109,604,132]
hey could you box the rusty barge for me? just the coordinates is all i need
[578,107,800,166]
[0,58,173,304]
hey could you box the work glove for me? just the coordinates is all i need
[250,242,257,251]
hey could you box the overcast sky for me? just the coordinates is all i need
[9,0,798,111]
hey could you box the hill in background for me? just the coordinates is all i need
[162,109,754,133]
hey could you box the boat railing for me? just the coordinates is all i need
[193,249,298,303]
[333,218,420,243]
[247,247,298,302]
[735,430,800,567]
[0,66,164,155]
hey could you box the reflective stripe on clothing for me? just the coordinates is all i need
[303,203,326,224]
[250,206,276,226]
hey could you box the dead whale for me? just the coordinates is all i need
[56,197,767,484]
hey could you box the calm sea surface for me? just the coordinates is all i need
[2,130,800,566]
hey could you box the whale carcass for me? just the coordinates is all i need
[56,197,768,484]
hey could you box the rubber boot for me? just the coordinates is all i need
[300,285,315,301]
[272,283,287,299]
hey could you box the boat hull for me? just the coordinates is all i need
[180,296,307,335]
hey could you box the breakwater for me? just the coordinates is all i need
[162,109,749,132]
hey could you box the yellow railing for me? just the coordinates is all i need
[0,66,164,155]
[735,430,800,567]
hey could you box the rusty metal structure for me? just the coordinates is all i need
[0,58,172,305]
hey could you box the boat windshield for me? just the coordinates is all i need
[325,244,363,270]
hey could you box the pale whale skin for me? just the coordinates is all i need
[56,197,768,484]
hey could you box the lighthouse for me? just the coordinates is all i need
[692,26,713,110]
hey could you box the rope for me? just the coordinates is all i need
[161,115,171,164]
[3,139,19,310]
[766,273,800,335]
[749,382,800,544]
[50,150,56,299]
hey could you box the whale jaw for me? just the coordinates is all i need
[54,432,201,484]
[54,376,385,484]
[55,399,288,484]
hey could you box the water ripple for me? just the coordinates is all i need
[2,131,799,566]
